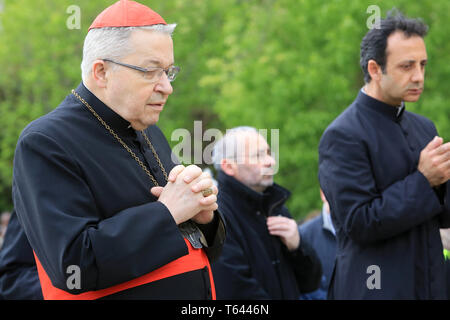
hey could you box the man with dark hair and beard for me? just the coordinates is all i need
[319,9,450,299]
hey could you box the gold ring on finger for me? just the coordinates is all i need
[202,187,214,197]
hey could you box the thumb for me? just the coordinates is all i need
[425,136,443,151]
[150,186,164,198]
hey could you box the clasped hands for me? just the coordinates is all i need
[418,136,450,187]
[150,165,218,225]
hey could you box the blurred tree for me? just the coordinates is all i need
[0,0,448,219]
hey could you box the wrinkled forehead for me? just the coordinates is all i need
[386,31,427,64]
[242,132,270,153]
[127,29,174,65]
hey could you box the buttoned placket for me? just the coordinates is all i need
[396,110,438,298]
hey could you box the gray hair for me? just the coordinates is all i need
[212,126,259,171]
[81,24,176,82]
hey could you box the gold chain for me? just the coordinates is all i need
[72,89,168,187]
[141,129,169,182]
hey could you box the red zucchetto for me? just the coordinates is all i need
[89,0,166,31]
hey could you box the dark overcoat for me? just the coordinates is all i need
[319,91,450,299]
[212,171,322,299]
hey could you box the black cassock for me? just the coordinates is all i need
[319,90,450,299]
[0,210,43,299]
[11,82,224,299]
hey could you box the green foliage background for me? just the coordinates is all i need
[0,0,449,219]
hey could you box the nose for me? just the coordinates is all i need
[411,65,425,84]
[264,153,276,168]
[154,72,173,96]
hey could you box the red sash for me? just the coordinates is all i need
[34,239,215,300]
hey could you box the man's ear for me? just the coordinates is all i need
[367,59,382,82]
[221,159,237,176]
[91,59,108,88]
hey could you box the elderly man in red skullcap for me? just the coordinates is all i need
[11,0,225,300]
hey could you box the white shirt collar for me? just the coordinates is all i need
[321,204,336,236]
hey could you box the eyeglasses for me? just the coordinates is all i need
[228,149,275,164]
[102,58,180,83]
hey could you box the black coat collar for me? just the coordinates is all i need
[74,82,137,139]
[357,89,405,122]
[217,170,291,216]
